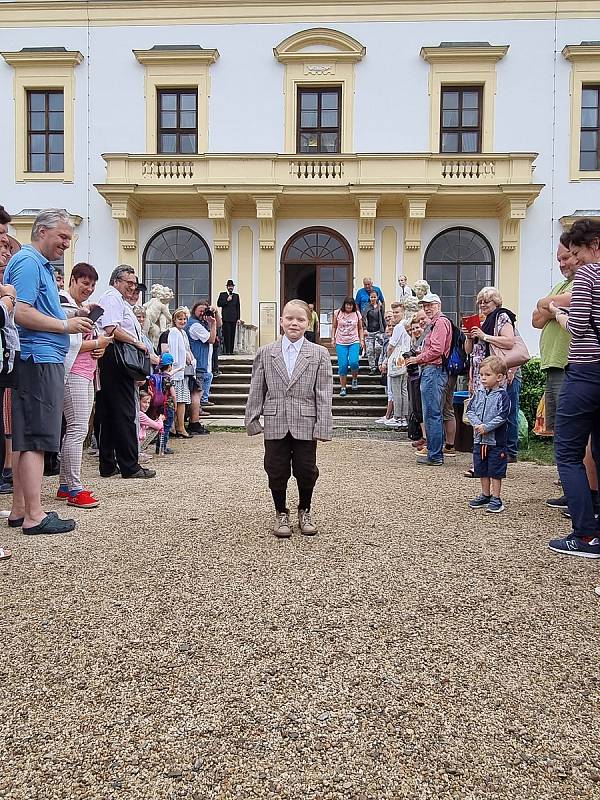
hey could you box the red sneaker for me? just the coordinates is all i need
[56,487,69,500]
[67,490,99,509]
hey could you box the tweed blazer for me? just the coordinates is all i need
[245,338,333,441]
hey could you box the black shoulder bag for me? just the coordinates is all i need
[113,341,151,381]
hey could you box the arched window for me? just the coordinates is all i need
[143,226,211,309]
[424,227,494,323]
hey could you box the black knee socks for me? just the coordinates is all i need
[298,487,313,511]
[271,488,313,512]
[271,490,287,513]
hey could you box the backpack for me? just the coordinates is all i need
[147,373,166,416]
[443,319,469,376]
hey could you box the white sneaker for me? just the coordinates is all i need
[384,417,401,427]
[273,511,292,538]
[375,416,388,424]
[298,509,318,536]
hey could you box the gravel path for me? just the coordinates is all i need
[1,433,599,799]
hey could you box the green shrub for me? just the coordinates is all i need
[520,357,545,430]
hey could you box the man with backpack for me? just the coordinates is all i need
[404,293,453,466]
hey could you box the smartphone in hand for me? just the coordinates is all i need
[88,305,104,323]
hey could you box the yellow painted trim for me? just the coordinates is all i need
[498,246,520,318]
[237,225,254,326]
[421,44,508,153]
[9,212,82,278]
[274,28,365,62]
[380,225,397,303]
[1,50,83,183]
[134,48,219,154]
[275,28,365,154]
[563,44,600,181]
[2,2,600,26]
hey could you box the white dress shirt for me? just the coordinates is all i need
[281,334,305,378]
[398,284,413,298]
[96,286,141,338]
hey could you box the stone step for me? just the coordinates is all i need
[209,392,387,407]
[203,404,388,417]
[210,382,387,394]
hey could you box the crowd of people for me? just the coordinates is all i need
[0,207,237,560]
[1,205,600,561]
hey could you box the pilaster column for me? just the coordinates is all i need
[499,196,527,316]
[403,196,429,286]
[254,196,278,343]
[207,196,232,301]
[357,196,378,281]
[111,198,139,267]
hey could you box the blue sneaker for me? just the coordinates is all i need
[548,534,600,558]
[339,388,347,397]
[486,497,505,513]
[469,493,491,509]
[416,455,443,466]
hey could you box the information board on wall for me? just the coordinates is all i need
[259,302,278,347]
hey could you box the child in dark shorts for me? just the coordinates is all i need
[466,356,511,513]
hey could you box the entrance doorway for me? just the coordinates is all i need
[281,227,353,344]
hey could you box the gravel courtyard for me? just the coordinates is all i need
[1,432,599,800]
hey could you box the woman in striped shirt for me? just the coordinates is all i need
[549,218,600,558]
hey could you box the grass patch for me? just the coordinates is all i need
[519,436,555,465]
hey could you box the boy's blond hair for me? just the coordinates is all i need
[481,355,507,376]
[282,299,311,323]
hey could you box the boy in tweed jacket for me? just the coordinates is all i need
[245,299,333,538]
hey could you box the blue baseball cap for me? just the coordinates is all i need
[159,353,174,366]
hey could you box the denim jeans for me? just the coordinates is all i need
[197,370,213,403]
[554,362,600,537]
[506,376,521,458]
[420,365,448,461]
[335,342,360,377]
[157,406,175,453]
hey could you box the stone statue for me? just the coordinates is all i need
[142,283,174,346]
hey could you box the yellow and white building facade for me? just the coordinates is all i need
[1,0,600,347]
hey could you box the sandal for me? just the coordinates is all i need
[0,547,11,560]
[464,468,476,478]
[22,513,75,536]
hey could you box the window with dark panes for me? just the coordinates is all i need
[297,87,341,154]
[27,90,64,172]
[580,85,600,171]
[157,89,198,154]
[424,227,494,325]
[143,227,211,310]
[440,87,482,153]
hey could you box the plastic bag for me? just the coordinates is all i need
[533,394,553,436]
[518,409,529,451]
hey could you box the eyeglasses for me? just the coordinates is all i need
[118,277,137,287]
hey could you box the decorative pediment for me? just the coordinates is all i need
[274,28,366,64]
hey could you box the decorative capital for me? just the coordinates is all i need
[254,196,278,250]
[207,196,232,249]
[404,196,429,251]
[357,196,378,250]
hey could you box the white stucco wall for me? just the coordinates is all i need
[1,15,600,351]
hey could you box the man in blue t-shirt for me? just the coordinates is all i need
[355,276,385,314]
[4,209,93,535]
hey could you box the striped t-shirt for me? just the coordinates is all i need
[566,262,600,364]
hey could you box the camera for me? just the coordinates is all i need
[403,350,419,378]
[203,307,215,317]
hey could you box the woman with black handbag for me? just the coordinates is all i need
[95,266,155,479]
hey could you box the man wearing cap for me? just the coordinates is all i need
[405,293,452,466]
[217,280,241,355]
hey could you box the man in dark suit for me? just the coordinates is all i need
[216,279,241,355]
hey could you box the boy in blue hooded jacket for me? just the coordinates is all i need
[466,355,511,513]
